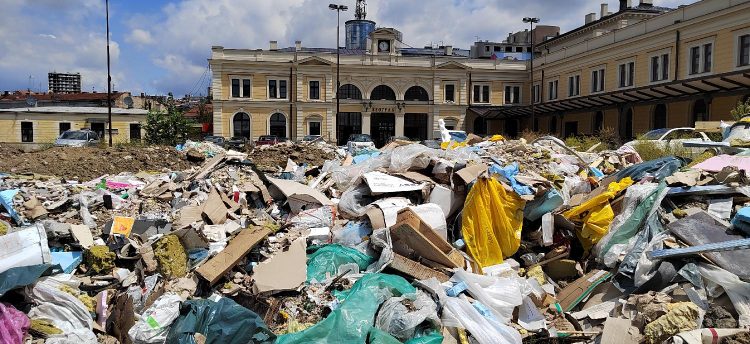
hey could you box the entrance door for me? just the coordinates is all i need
[91,123,105,139]
[371,113,395,147]
[404,113,428,141]
[337,112,362,145]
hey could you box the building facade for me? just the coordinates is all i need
[48,72,82,94]
[209,27,530,146]
[479,0,750,138]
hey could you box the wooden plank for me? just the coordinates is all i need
[389,253,450,282]
[391,208,464,268]
[196,227,271,285]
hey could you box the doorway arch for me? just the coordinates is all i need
[232,112,251,139]
[370,85,396,100]
[269,112,287,138]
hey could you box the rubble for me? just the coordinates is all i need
[1,125,749,344]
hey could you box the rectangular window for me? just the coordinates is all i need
[473,84,490,103]
[231,77,251,98]
[618,62,634,87]
[242,79,251,97]
[445,84,455,102]
[651,54,669,82]
[130,123,141,141]
[268,79,288,99]
[738,35,749,67]
[690,46,701,74]
[704,43,712,72]
[231,79,240,98]
[309,121,321,136]
[473,85,480,102]
[504,85,520,104]
[532,84,541,103]
[482,85,490,103]
[58,122,71,135]
[591,68,605,93]
[548,80,558,100]
[309,80,320,100]
[21,121,33,143]
[568,75,580,97]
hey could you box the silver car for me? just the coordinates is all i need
[55,130,100,147]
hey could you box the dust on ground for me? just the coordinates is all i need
[247,143,336,172]
[0,145,198,180]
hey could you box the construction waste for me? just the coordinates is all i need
[1,128,749,344]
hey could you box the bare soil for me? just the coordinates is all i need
[247,143,336,172]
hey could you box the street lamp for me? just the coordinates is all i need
[523,17,540,131]
[329,4,348,143]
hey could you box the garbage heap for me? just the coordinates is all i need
[1,136,749,344]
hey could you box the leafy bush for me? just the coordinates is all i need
[730,99,750,120]
[144,103,194,146]
[631,140,691,161]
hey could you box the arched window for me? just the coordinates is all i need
[693,99,708,125]
[233,112,251,139]
[653,104,667,129]
[269,113,287,138]
[338,84,362,100]
[370,85,396,100]
[594,111,604,132]
[404,86,429,101]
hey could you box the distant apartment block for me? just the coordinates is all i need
[48,72,81,94]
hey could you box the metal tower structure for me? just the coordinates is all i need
[355,0,367,20]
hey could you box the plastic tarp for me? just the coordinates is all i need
[165,297,275,344]
[0,264,62,297]
[562,177,633,250]
[368,327,443,344]
[306,244,376,284]
[612,156,684,182]
[490,163,533,196]
[698,263,750,327]
[461,177,526,268]
[375,290,441,341]
[0,302,29,344]
[450,269,524,324]
[276,273,415,344]
[441,297,522,344]
[128,293,182,344]
[25,275,97,342]
[0,224,52,274]
[0,189,21,224]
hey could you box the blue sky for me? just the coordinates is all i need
[0,0,695,97]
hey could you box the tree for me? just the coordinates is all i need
[730,98,750,120]
[144,102,194,146]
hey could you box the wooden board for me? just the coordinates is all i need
[667,211,750,279]
[196,227,271,285]
[390,208,464,269]
[389,253,449,282]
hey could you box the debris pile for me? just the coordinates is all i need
[1,128,749,344]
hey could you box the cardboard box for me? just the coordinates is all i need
[196,227,271,285]
[390,208,464,269]
[556,269,611,312]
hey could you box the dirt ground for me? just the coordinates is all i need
[247,143,336,172]
[0,144,197,180]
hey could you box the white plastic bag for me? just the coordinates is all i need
[451,269,523,324]
[388,144,435,173]
[26,275,95,339]
[442,297,522,344]
[698,263,750,328]
[128,293,182,344]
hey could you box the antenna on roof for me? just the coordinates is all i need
[26,96,37,107]
[355,0,367,20]
[124,96,134,108]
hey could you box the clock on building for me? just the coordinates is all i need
[378,40,390,53]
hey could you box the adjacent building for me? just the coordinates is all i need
[48,72,82,94]
[478,0,750,138]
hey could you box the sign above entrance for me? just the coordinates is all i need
[371,107,395,113]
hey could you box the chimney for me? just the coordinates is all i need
[445,45,453,56]
[295,40,302,51]
[619,0,632,10]
[269,40,278,50]
[585,13,597,24]
[601,3,609,17]
[640,0,653,6]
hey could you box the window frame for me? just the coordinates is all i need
[686,38,715,76]
[591,66,606,93]
[58,122,72,135]
[547,79,559,101]
[568,74,581,97]
[504,84,522,104]
[617,59,636,89]
[267,77,289,100]
[532,83,541,104]
[649,49,671,83]
[444,82,456,103]
[472,83,491,104]
[308,79,321,101]
[307,118,322,136]
[229,74,252,99]
[735,29,750,69]
[20,121,34,143]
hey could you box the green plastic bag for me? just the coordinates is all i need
[306,244,375,283]
[165,297,275,344]
[368,328,444,344]
[276,273,415,344]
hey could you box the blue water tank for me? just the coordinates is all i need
[345,20,376,50]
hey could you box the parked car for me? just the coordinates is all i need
[256,135,280,146]
[226,136,249,150]
[623,128,711,155]
[54,130,100,147]
[203,135,226,147]
[301,135,323,143]
[346,133,375,153]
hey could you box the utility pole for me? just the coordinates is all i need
[106,0,113,147]
[329,4,348,143]
[523,17,540,131]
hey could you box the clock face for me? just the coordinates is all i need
[378,40,390,52]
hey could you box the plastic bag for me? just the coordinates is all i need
[562,178,633,250]
[288,206,336,230]
[128,293,182,344]
[333,221,373,247]
[451,269,523,324]
[306,244,375,284]
[388,144,435,173]
[368,327,444,344]
[0,264,62,297]
[0,302,29,344]
[276,273,415,344]
[698,263,750,327]
[461,177,526,268]
[337,184,374,219]
[613,156,684,182]
[0,189,21,224]
[375,290,441,341]
[490,163,533,196]
[441,297,522,344]
[25,275,96,340]
[166,297,274,344]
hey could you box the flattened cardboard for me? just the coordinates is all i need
[196,227,271,285]
[390,208,464,269]
[111,216,135,236]
[455,163,487,185]
[202,188,228,225]
[251,238,306,294]
[556,269,611,312]
[268,178,333,214]
[70,224,94,249]
[177,205,203,228]
[600,317,641,344]
[389,253,449,282]
[363,172,427,194]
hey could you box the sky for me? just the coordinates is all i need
[0,0,696,97]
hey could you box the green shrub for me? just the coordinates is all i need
[631,140,691,161]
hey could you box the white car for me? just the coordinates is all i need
[624,128,711,155]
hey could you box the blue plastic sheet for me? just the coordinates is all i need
[490,163,533,196]
[524,189,563,221]
[166,297,275,344]
[50,252,82,274]
[0,189,21,224]
[731,207,750,236]
[613,157,684,182]
[0,264,62,296]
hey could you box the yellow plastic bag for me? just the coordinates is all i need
[441,141,468,150]
[489,135,505,142]
[461,177,526,268]
[562,177,633,250]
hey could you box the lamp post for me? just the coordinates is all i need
[106,0,113,147]
[523,17,540,131]
[329,4,348,143]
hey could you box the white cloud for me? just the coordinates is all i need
[126,29,154,45]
